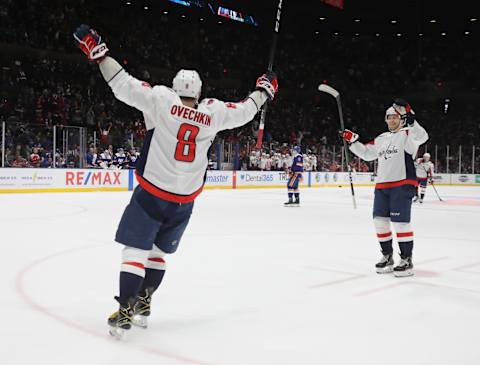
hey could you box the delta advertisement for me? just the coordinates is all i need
[234,171,301,188]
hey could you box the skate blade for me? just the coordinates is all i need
[376,266,394,274]
[132,314,148,328]
[393,269,414,277]
[109,326,127,340]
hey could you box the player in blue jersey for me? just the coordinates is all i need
[284,146,303,206]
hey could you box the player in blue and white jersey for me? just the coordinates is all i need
[284,146,303,206]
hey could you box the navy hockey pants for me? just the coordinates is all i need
[115,185,193,253]
[287,173,302,191]
[418,178,428,187]
[373,185,416,223]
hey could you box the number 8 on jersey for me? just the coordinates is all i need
[175,123,199,162]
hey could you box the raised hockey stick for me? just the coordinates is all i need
[256,0,284,149]
[318,84,357,209]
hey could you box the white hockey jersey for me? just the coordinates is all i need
[349,121,428,188]
[415,159,434,179]
[108,69,267,203]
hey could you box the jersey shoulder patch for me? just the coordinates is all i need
[200,98,218,106]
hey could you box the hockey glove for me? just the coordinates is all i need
[393,98,415,126]
[256,71,278,100]
[73,24,109,61]
[339,129,359,144]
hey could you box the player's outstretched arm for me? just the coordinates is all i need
[340,130,378,161]
[219,72,278,131]
[73,24,156,116]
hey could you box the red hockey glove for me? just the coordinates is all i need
[256,71,278,100]
[73,24,109,61]
[339,129,359,144]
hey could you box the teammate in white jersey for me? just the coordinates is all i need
[74,25,278,338]
[341,99,428,277]
[414,153,434,203]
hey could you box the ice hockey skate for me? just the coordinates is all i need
[393,255,414,277]
[284,198,300,207]
[375,253,394,274]
[108,298,134,340]
[132,289,152,328]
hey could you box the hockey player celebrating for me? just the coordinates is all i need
[414,153,434,203]
[73,25,278,338]
[340,99,428,277]
[284,145,303,206]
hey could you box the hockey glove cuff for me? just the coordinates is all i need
[340,129,359,144]
[256,71,278,100]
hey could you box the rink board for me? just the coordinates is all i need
[0,168,479,193]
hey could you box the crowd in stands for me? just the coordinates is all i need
[1,0,479,172]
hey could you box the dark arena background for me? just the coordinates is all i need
[1,1,479,365]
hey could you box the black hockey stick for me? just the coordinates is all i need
[256,0,284,149]
[430,180,444,202]
[318,84,357,209]
[420,163,443,202]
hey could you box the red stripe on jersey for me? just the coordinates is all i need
[377,232,392,238]
[135,171,203,203]
[123,261,145,269]
[367,140,375,145]
[397,232,413,238]
[148,257,165,263]
[375,179,418,189]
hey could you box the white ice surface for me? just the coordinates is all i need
[1,186,480,365]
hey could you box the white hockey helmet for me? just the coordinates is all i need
[385,106,404,131]
[385,106,401,120]
[172,69,202,100]
[423,153,431,161]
